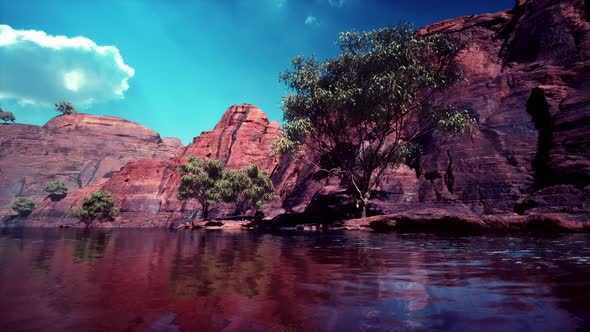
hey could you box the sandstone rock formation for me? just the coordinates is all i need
[2,0,589,231]
[0,114,182,222]
[269,0,590,227]
[16,104,281,227]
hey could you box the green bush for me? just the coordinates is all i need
[67,191,119,227]
[176,156,275,223]
[11,197,37,217]
[43,180,68,201]
[55,101,77,115]
[0,110,15,123]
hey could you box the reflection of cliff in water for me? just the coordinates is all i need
[0,230,588,331]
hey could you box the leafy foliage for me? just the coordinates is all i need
[55,101,77,115]
[277,23,473,217]
[67,191,120,227]
[11,197,37,217]
[220,164,274,214]
[0,107,16,123]
[43,180,68,201]
[177,156,225,220]
[176,156,274,221]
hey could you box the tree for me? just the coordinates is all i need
[276,24,474,218]
[67,191,120,227]
[176,157,275,223]
[176,156,225,223]
[43,180,68,201]
[11,197,37,217]
[219,164,274,215]
[55,101,77,115]
[0,106,15,123]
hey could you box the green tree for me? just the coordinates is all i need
[55,101,77,115]
[11,197,37,217]
[176,156,225,223]
[276,24,473,218]
[0,106,15,123]
[67,191,120,227]
[43,180,68,201]
[219,164,274,215]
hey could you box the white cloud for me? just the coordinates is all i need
[327,0,350,8]
[275,0,286,8]
[0,24,135,106]
[305,16,319,26]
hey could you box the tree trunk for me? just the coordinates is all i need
[359,197,368,218]
[356,191,370,218]
[202,202,209,220]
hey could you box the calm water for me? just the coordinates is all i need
[0,229,589,332]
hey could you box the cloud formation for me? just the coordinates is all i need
[0,25,134,106]
[275,0,286,8]
[305,16,319,26]
[327,0,349,8]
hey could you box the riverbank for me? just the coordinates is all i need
[3,209,589,233]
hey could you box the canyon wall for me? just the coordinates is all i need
[1,0,588,227]
[271,0,590,223]
[0,114,182,222]
[1,104,281,226]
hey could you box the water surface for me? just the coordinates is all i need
[0,228,589,331]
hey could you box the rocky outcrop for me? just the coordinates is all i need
[15,104,282,227]
[0,114,182,222]
[2,0,589,231]
[269,0,590,229]
[342,207,590,233]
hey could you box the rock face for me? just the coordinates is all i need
[269,0,590,227]
[2,0,589,230]
[0,114,182,222]
[30,104,281,227]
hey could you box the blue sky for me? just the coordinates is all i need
[0,0,513,144]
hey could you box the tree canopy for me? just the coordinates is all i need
[0,108,16,123]
[177,157,225,222]
[55,101,77,115]
[275,24,473,217]
[219,164,274,214]
[67,191,120,227]
[11,197,36,217]
[43,180,68,201]
[176,156,274,223]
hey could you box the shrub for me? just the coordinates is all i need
[11,197,37,217]
[55,101,77,115]
[67,191,120,227]
[43,180,68,201]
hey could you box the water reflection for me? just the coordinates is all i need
[0,229,588,331]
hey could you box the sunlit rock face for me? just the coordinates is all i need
[2,0,589,228]
[269,0,590,224]
[0,114,182,222]
[42,104,282,226]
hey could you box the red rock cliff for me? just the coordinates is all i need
[45,104,282,226]
[0,114,182,221]
[270,0,590,223]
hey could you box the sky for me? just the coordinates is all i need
[0,0,514,145]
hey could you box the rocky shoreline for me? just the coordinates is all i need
[3,207,589,233]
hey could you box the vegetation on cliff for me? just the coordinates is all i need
[0,106,15,123]
[55,101,77,115]
[177,156,274,224]
[276,23,474,218]
[10,197,37,217]
[43,180,68,201]
[67,190,120,227]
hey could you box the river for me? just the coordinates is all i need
[0,228,588,331]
